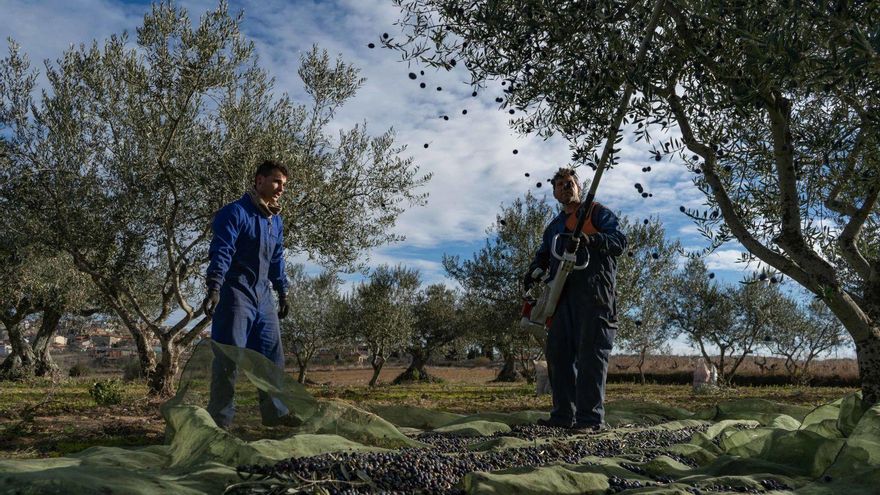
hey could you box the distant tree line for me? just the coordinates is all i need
[279,192,847,388]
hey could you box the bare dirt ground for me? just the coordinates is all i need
[0,362,858,460]
[306,365,499,386]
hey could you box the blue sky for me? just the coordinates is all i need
[3,0,833,356]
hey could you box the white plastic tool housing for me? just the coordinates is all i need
[520,232,589,335]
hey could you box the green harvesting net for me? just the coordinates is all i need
[1,340,877,494]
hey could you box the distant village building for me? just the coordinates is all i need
[52,335,68,347]
[105,348,136,360]
[91,335,120,348]
[69,336,92,351]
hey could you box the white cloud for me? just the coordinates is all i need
[705,249,748,271]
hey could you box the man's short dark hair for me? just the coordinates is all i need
[551,167,579,188]
[254,160,289,184]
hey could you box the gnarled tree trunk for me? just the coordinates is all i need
[855,328,880,405]
[149,334,180,397]
[368,353,386,388]
[393,351,440,384]
[493,350,518,382]
[0,320,36,380]
[294,348,315,384]
[32,308,63,377]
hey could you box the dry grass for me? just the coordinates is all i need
[607,354,858,381]
[0,360,859,460]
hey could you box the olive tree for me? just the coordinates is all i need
[280,265,343,384]
[443,192,554,381]
[344,265,420,387]
[393,283,467,383]
[722,282,788,383]
[391,0,880,403]
[0,2,429,395]
[616,215,679,383]
[765,296,847,383]
[0,246,48,380]
[665,257,737,382]
[0,234,98,379]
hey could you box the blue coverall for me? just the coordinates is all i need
[529,203,627,426]
[205,193,289,427]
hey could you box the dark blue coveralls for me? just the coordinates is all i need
[205,193,289,427]
[529,203,627,426]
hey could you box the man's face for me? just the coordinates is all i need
[255,169,288,203]
[553,174,580,205]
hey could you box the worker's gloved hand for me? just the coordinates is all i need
[277,292,289,320]
[523,269,540,291]
[582,234,598,248]
[202,289,220,317]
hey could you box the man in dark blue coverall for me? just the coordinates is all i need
[202,160,292,428]
[526,167,627,430]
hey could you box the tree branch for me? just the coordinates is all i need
[177,315,211,348]
[764,91,838,282]
[825,128,865,217]
[69,250,160,338]
[665,89,816,290]
[837,171,879,280]
[68,251,152,340]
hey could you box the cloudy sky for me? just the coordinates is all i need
[5,0,853,357]
[0,0,754,285]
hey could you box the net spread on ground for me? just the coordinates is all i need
[1,340,878,494]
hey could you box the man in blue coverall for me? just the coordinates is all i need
[201,160,292,428]
[525,167,627,431]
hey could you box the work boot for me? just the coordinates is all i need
[570,422,606,433]
[262,413,302,428]
[536,417,573,429]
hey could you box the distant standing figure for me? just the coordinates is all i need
[202,160,292,428]
[709,363,718,386]
[534,359,551,396]
[693,358,711,391]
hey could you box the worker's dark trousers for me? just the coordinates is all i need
[546,302,616,426]
[207,282,288,428]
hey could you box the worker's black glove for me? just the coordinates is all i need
[582,234,598,248]
[277,292,289,320]
[523,269,539,291]
[202,289,220,317]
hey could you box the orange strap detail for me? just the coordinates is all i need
[565,202,600,235]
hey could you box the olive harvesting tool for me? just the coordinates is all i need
[520,0,666,339]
